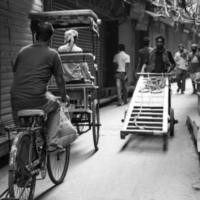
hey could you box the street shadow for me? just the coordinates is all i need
[69,143,96,168]
[119,134,168,154]
[32,146,96,200]
[35,185,57,200]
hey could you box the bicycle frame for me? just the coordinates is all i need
[9,118,48,179]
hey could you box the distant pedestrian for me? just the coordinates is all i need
[146,35,175,73]
[136,37,153,73]
[188,43,200,94]
[113,44,130,106]
[174,43,188,94]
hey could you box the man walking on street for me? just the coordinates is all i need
[174,43,188,94]
[113,44,130,106]
[188,43,200,94]
[146,35,175,73]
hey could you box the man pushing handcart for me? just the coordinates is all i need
[120,36,177,151]
[121,72,178,151]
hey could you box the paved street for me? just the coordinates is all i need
[0,80,200,200]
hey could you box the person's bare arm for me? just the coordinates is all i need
[81,62,94,80]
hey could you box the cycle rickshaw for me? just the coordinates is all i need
[45,10,101,151]
[0,9,101,200]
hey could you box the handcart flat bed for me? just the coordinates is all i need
[120,73,175,151]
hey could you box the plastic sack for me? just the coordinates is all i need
[47,106,77,147]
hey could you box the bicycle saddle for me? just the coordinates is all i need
[17,109,45,117]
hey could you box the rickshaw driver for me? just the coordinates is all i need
[10,22,67,149]
[58,29,95,83]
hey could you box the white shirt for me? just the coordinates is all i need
[58,44,92,81]
[174,51,188,70]
[113,51,130,72]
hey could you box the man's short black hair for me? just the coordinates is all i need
[31,21,54,42]
[155,35,165,43]
[118,44,125,51]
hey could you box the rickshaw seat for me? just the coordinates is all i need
[17,109,45,117]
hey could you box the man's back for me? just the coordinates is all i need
[11,43,61,108]
[113,51,130,72]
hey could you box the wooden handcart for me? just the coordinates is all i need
[120,73,177,151]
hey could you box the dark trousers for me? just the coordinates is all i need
[176,69,187,92]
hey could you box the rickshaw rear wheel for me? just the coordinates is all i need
[92,100,100,151]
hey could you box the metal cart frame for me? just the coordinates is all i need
[120,73,177,151]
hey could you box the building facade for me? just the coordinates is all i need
[0,0,198,157]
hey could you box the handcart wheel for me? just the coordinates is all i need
[163,134,168,151]
[170,108,175,137]
[120,132,126,139]
[92,100,100,151]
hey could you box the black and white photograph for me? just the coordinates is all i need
[1,0,200,199]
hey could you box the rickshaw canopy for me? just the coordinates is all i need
[29,9,101,36]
